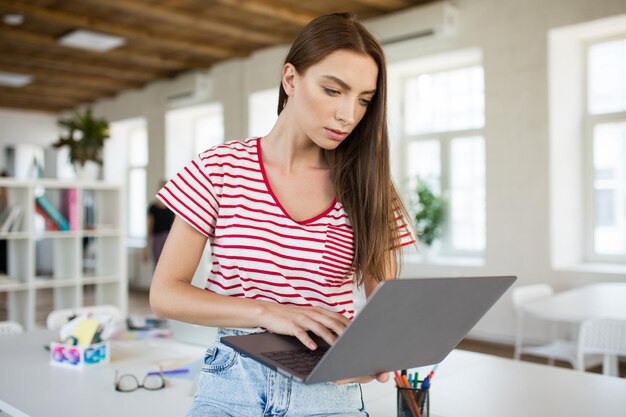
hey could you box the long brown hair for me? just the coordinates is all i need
[277,13,414,285]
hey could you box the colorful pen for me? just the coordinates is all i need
[147,368,189,377]
[401,372,423,417]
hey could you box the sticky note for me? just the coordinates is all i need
[70,319,100,346]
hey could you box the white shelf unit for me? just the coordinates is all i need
[0,178,127,330]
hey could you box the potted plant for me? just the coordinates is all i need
[53,108,109,180]
[412,177,445,255]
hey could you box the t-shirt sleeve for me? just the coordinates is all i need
[156,153,220,238]
[390,202,416,250]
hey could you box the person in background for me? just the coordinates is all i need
[150,12,415,416]
[0,170,9,274]
[143,180,175,266]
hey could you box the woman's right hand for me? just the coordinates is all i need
[258,303,351,350]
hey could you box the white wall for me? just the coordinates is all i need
[0,108,58,146]
[85,0,626,343]
[0,109,58,172]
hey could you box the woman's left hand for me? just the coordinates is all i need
[333,371,390,385]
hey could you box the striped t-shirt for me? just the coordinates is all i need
[158,137,414,320]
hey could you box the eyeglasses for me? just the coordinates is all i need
[114,368,166,393]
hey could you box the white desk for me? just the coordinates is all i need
[3,332,626,417]
[0,330,204,417]
[362,350,626,417]
[522,282,626,323]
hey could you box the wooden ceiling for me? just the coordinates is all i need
[0,0,433,113]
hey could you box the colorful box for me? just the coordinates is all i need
[50,341,110,369]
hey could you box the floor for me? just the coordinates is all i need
[128,288,154,316]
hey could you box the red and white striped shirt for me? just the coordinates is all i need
[158,137,414,320]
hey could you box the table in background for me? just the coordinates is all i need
[521,282,626,322]
[3,331,626,417]
[362,349,626,417]
[0,330,205,417]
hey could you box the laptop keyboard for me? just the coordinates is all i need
[262,347,329,374]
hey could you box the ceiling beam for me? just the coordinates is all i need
[0,26,195,71]
[2,0,236,59]
[350,0,411,10]
[0,100,64,113]
[0,91,80,108]
[212,0,315,27]
[80,0,288,45]
[0,85,100,101]
[0,61,139,91]
[0,48,163,82]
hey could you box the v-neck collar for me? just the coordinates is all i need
[256,137,337,225]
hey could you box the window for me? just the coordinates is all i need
[165,103,223,178]
[108,118,148,246]
[586,38,626,260]
[400,63,486,256]
[127,126,148,244]
[249,88,278,137]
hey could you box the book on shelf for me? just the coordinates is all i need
[60,188,78,231]
[67,188,78,231]
[35,205,60,231]
[0,205,23,233]
[83,190,95,229]
[35,195,70,231]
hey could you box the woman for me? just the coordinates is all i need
[150,12,414,416]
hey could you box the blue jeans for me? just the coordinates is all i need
[186,328,368,417]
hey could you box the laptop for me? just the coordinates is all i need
[221,275,516,384]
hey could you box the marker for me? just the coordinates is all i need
[417,377,429,409]
[412,372,418,388]
[428,363,439,380]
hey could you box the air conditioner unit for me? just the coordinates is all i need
[164,71,212,109]
[363,1,457,45]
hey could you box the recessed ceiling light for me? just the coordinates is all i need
[57,29,126,52]
[0,70,33,87]
[2,13,24,26]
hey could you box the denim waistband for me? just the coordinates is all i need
[216,327,259,340]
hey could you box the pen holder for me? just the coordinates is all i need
[50,341,110,369]
[396,382,429,417]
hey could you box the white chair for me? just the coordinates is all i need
[512,284,578,367]
[0,320,24,336]
[46,305,122,330]
[577,318,626,377]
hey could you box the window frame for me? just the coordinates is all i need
[398,64,486,258]
[584,37,626,263]
[165,102,224,179]
[125,124,148,247]
[248,88,279,137]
